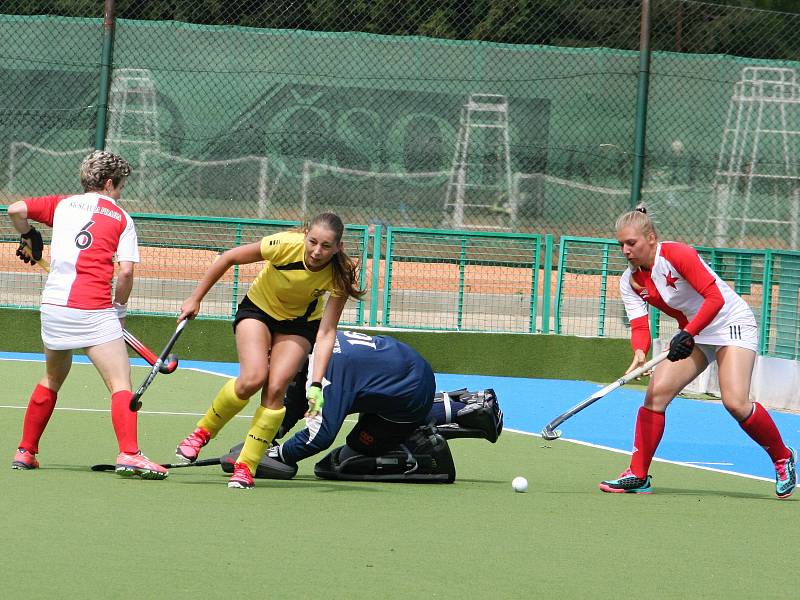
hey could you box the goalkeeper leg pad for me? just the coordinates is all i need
[220,442,298,480]
[436,388,503,443]
[314,429,455,483]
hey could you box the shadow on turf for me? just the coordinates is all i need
[544,485,775,500]
[174,476,390,492]
[650,487,777,500]
[38,464,780,499]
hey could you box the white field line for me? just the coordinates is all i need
[0,403,358,425]
[0,355,233,378]
[508,426,772,483]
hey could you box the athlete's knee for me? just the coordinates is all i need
[234,374,265,399]
[40,374,67,392]
[644,386,674,412]
[263,377,293,407]
[723,397,752,422]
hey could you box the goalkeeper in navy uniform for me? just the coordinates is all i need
[221,330,502,483]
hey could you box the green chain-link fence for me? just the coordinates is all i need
[2,1,800,248]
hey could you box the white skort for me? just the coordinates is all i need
[40,303,123,351]
[695,322,759,362]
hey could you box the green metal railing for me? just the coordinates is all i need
[2,207,798,358]
[555,235,800,359]
[382,227,542,333]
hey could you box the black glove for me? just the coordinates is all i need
[16,226,44,264]
[667,330,695,362]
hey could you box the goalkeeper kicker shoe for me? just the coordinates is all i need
[115,452,168,480]
[598,468,652,494]
[11,448,39,470]
[176,426,211,463]
[228,462,254,490]
[774,447,797,500]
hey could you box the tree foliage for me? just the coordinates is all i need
[2,0,799,59]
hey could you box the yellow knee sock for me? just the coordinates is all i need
[236,405,286,473]
[198,379,249,437]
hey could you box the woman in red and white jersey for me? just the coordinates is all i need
[598,206,796,498]
[7,150,167,480]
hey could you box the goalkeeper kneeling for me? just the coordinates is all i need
[222,330,502,483]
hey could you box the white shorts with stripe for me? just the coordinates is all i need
[695,323,759,363]
[40,304,123,351]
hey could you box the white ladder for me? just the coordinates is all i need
[443,94,515,230]
[707,67,800,248]
[106,68,160,153]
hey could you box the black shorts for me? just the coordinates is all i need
[233,295,320,347]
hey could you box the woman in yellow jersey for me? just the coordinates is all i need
[174,212,364,489]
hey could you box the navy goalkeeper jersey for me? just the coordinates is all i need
[280,330,435,463]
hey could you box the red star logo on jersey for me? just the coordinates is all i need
[665,272,679,289]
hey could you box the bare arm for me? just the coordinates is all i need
[8,201,32,234]
[305,294,347,418]
[178,242,263,321]
[114,261,135,304]
[309,294,347,384]
[112,261,135,323]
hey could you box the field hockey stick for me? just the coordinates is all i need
[122,328,179,374]
[31,255,178,374]
[540,350,669,440]
[130,318,189,411]
[90,456,221,472]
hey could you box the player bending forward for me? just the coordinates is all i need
[600,206,795,498]
[7,151,167,479]
[220,330,503,483]
[174,213,362,489]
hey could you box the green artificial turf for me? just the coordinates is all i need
[0,360,794,599]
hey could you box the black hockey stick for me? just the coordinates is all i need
[541,350,669,440]
[90,456,221,472]
[130,319,189,411]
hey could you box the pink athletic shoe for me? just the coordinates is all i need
[598,468,652,494]
[11,448,39,470]
[115,451,168,480]
[176,427,211,463]
[228,462,254,490]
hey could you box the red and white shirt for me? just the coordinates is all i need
[620,241,755,352]
[25,193,139,310]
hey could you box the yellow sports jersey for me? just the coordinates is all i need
[246,231,341,321]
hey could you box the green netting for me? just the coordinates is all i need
[3,3,800,247]
[3,2,800,248]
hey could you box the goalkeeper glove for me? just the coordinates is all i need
[306,382,324,416]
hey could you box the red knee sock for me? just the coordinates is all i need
[630,406,665,478]
[111,391,139,454]
[18,384,58,453]
[740,402,791,463]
